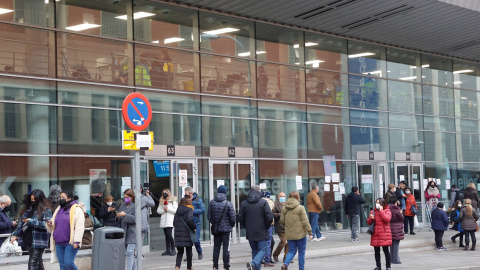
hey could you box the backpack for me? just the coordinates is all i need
[455,190,465,204]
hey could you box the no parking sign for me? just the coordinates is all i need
[179,170,188,187]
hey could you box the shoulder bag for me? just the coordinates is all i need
[411,203,418,216]
[367,210,375,235]
[180,216,197,244]
[211,201,228,235]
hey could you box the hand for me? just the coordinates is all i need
[108,207,115,212]
[163,206,168,212]
[10,236,17,243]
[22,218,30,223]
[47,220,53,226]
[116,211,126,217]
[12,221,17,227]
[73,243,79,249]
[370,214,375,219]
[309,235,313,240]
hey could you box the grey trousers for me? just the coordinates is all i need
[390,239,401,264]
[348,215,360,239]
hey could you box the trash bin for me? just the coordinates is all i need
[91,227,125,270]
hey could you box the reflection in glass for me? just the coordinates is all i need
[421,54,453,87]
[387,81,422,113]
[348,41,385,78]
[423,131,456,162]
[58,82,130,107]
[0,0,53,27]
[386,48,421,83]
[422,86,454,117]
[306,70,346,106]
[349,75,387,110]
[255,23,302,64]
[350,127,389,155]
[389,129,424,159]
[257,63,303,102]
[305,33,347,72]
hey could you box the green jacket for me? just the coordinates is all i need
[280,198,312,240]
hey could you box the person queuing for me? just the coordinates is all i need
[116,189,137,270]
[459,198,479,251]
[140,188,155,241]
[0,195,17,243]
[465,182,480,211]
[79,202,93,250]
[384,184,396,205]
[11,189,53,270]
[273,192,289,263]
[238,185,274,270]
[430,202,449,250]
[387,197,403,264]
[173,197,196,270]
[403,187,417,235]
[98,195,119,227]
[368,198,392,270]
[425,180,441,210]
[344,187,366,242]
[449,185,464,209]
[157,188,178,256]
[306,184,324,241]
[280,191,312,270]
[208,185,236,270]
[184,186,205,260]
[450,200,465,247]
[262,191,275,267]
[395,181,406,210]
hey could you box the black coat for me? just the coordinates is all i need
[344,192,366,216]
[465,188,480,210]
[0,209,14,243]
[208,193,236,233]
[98,202,119,227]
[174,205,196,247]
[238,189,274,241]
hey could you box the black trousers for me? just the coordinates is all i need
[164,227,174,251]
[374,246,390,268]
[27,247,45,270]
[176,246,193,269]
[404,215,414,233]
[465,230,476,247]
[213,232,231,269]
[452,231,464,244]
[434,230,444,247]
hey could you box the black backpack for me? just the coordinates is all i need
[455,190,465,204]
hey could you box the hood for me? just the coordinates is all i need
[285,197,300,210]
[247,189,262,204]
[176,205,192,216]
[215,193,227,202]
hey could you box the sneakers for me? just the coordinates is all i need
[281,264,288,270]
[198,253,203,260]
[410,232,416,235]
[436,247,447,251]
[451,236,456,243]
[246,262,254,270]
[318,236,325,241]
[404,232,409,235]
[351,238,358,242]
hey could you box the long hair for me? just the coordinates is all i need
[468,182,476,190]
[425,180,437,192]
[376,198,387,208]
[179,197,192,207]
[29,189,52,220]
[160,188,173,204]
[465,198,473,216]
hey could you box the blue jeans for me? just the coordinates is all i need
[126,244,136,270]
[249,239,268,270]
[284,236,307,270]
[194,222,202,254]
[55,244,79,270]
[308,212,322,238]
[263,226,273,262]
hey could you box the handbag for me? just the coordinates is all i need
[367,210,375,235]
[0,236,22,257]
[211,202,228,235]
[411,204,418,216]
[180,216,197,244]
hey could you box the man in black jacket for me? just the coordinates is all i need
[0,195,17,244]
[344,186,366,242]
[238,185,274,270]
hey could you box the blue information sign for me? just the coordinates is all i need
[153,161,170,177]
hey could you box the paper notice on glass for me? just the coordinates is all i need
[332,173,340,182]
[334,192,342,201]
[340,187,346,194]
[400,175,405,181]
[362,174,373,184]
[122,177,131,186]
[296,183,303,190]
[379,174,383,184]
[445,180,451,190]
[333,184,339,192]
[217,179,225,188]
[413,181,419,190]
[238,180,245,188]
[259,183,267,190]
[296,175,302,183]
[436,179,441,185]
[121,185,130,194]
[442,190,448,199]
[325,176,331,183]
[380,184,384,193]
[423,179,428,188]
[324,184,330,192]
[339,182,345,188]
[179,170,188,187]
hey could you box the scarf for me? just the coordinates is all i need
[427,186,440,197]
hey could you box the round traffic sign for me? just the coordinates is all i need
[122,93,152,131]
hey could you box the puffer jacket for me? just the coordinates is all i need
[431,208,449,231]
[208,193,236,233]
[459,207,480,231]
[238,189,274,241]
[280,198,312,240]
[98,202,119,227]
[273,200,285,233]
[404,194,417,217]
[388,204,404,241]
[156,197,178,228]
[367,206,392,247]
[450,208,463,232]
[174,205,196,247]
[465,188,480,210]
[192,194,205,225]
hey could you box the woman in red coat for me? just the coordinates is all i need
[368,198,392,270]
[404,187,417,235]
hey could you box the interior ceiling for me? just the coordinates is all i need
[164,0,480,63]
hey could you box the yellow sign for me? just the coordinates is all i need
[122,130,154,150]
[123,141,138,150]
[123,130,136,141]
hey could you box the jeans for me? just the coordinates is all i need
[452,231,464,245]
[374,246,390,268]
[55,244,79,270]
[465,230,476,247]
[194,222,202,254]
[404,215,414,233]
[390,240,400,264]
[163,227,174,251]
[176,246,193,269]
[273,232,289,261]
[249,239,269,270]
[213,232,230,269]
[284,236,307,270]
[27,247,45,270]
[434,230,444,248]
[126,244,136,270]
[308,212,322,238]
[348,215,360,239]
[263,226,273,263]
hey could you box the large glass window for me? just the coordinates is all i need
[255,23,302,64]
[421,54,453,87]
[202,116,255,149]
[389,130,424,158]
[307,123,350,159]
[349,75,387,110]
[423,131,456,162]
[257,63,303,102]
[387,81,422,114]
[58,82,130,107]
[305,33,347,72]
[306,70,347,106]
[0,0,53,27]
[0,77,56,104]
[422,86,454,117]
[386,48,421,83]
[453,61,480,91]
[456,89,479,119]
[348,41,386,78]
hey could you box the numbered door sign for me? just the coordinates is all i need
[228,147,235,157]
[179,170,188,187]
[167,145,175,156]
[122,93,152,131]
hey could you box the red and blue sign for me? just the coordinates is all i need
[122,93,152,131]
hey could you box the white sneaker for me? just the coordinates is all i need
[318,236,325,241]
[311,238,317,242]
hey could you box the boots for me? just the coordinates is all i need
[464,245,469,251]
[471,245,476,251]
[162,248,170,256]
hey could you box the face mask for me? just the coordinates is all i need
[375,203,381,210]
[163,193,168,199]
[59,199,68,207]
[405,191,411,194]
[279,197,286,203]
[31,201,37,207]
[2,205,10,212]
[184,194,190,198]
[107,202,113,206]
[125,198,132,204]
[458,204,462,208]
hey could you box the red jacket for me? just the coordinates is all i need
[404,194,417,217]
[367,206,392,247]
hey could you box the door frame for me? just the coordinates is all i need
[394,162,425,227]
[169,159,199,199]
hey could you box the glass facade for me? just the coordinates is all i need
[2,0,480,248]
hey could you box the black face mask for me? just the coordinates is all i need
[2,205,10,212]
[184,194,190,198]
[163,193,168,199]
[31,201,37,207]
[59,199,68,207]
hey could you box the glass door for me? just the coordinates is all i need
[170,159,198,199]
[357,162,388,227]
[209,159,255,244]
[394,163,424,224]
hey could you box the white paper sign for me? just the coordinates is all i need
[333,184,339,192]
[332,173,340,182]
[296,175,303,190]
[260,183,267,189]
[324,184,330,192]
[400,175,405,181]
[340,187,346,194]
[121,185,130,194]
[413,181,419,190]
[179,170,188,187]
[362,174,373,184]
[436,179,441,185]
[325,176,331,183]
[296,183,303,190]
[238,180,245,188]
[122,177,131,186]
[379,174,383,184]
[339,182,345,188]
[334,192,342,201]
[445,180,451,190]
[136,134,151,148]
[217,179,225,188]
[423,179,428,188]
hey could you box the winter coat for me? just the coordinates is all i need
[459,207,480,231]
[174,205,196,247]
[388,204,404,241]
[48,202,85,254]
[465,188,480,210]
[13,208,53,249]
[192,194,205,225]
[141,194,155,232]
[450,208,463,232]
[280,198,312,240]
[384,191,396,205]
[238,189,274,241]
[449,188,464,208]
[98,202,119,227]
[344,192,366,216]
[117,202,136,245]
[0,209,14,243]
[273,200,286,233]
[264,198,275,225]
[306,190,323,213]
[207,193,236,233]
[367,206,392,247]
[430,208,449,231]
[404,194,417,217]
[156,197,178,228]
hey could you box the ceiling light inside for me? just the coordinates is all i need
[151,40,160,44]
[453,69,474,74]
[454,81,462,84]
[66,23,101,31]
[116,12,156,20]
[164,37,185,44]
[348,52,375,58]
[256,51,266,55]
[0,8,14,15]
[399,76,417,80]
[362,70,382,75]
[293,42,319,48]
[238,52,250,57]
[203,27,239,35]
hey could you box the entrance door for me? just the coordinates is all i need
[357,162,388,227]
[395,163,424,224]
[209,159,255,244]
[170,159,198,199]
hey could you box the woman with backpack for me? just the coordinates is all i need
[450,200,465,247]
[459,198,479,250]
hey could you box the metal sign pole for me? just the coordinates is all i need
[134,150,143,270]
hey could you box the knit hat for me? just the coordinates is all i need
[262,191,271,198]
[388,183,396,189]
[218,185,227,194]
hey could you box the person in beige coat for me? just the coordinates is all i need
[46,190,85,269]
[280,191,312,270]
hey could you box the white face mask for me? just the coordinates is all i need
[107,202,113,206]
[458,204,462,208]
[375,203,381,210]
